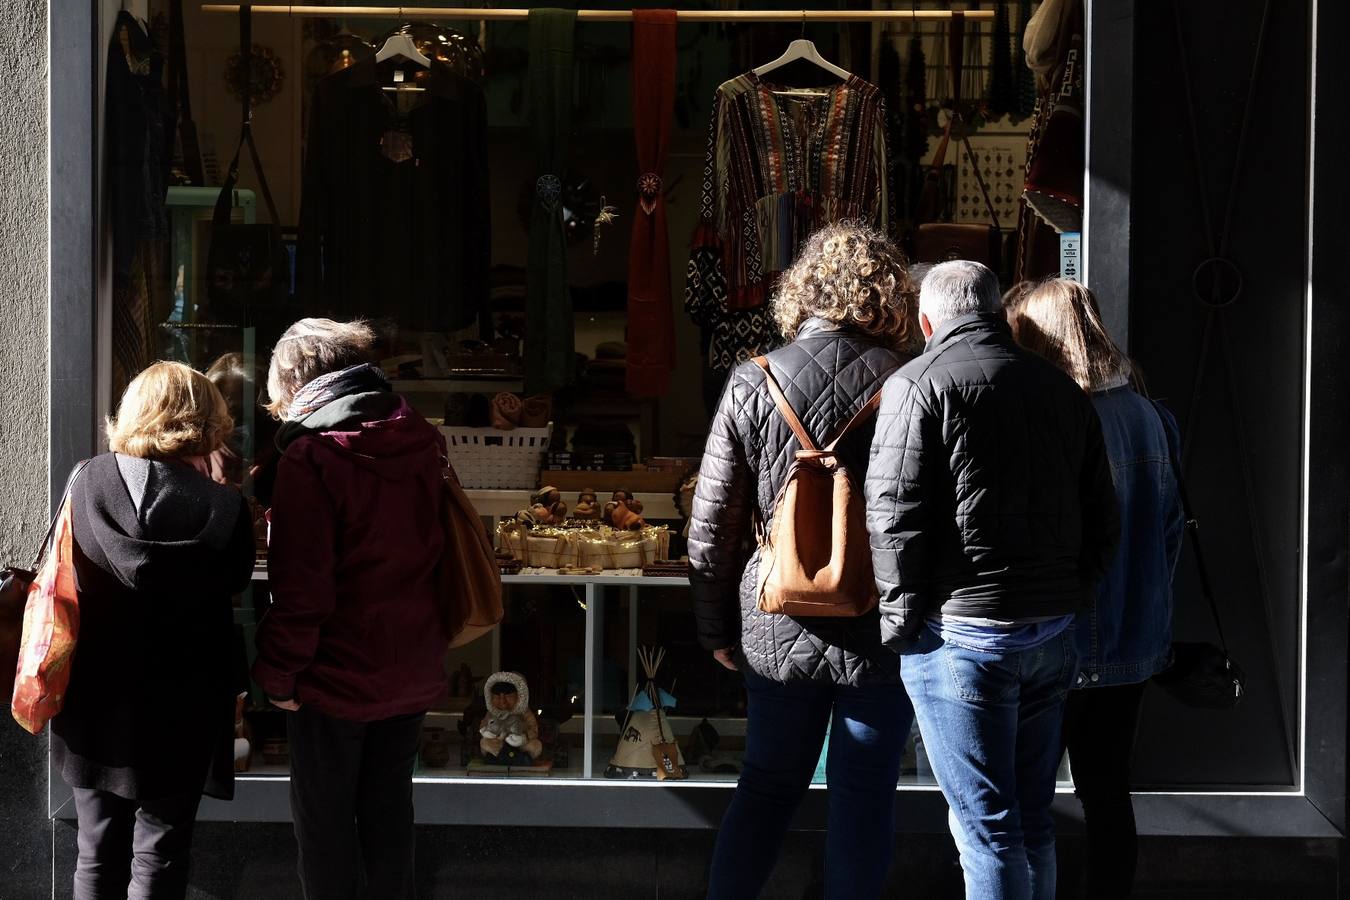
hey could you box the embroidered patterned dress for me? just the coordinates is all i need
[685,72,893,373]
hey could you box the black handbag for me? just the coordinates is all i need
[1,461,90,701]
[204,6,286,327]
[1149,400,1246,710]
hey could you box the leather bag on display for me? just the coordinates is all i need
[167,0,205,186]
[204,6,287,327]
[440,465,503,648]
[751,358,880,618]
[913,11,1003,269]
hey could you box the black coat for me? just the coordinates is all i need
[297,58,490,332]
[864,313,1120,649]
[688,319,915,685]
[52,453,255,801]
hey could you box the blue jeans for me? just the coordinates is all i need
[901,627,1078,900]
[707,670,914,900]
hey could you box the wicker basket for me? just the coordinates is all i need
[440,424,552,490]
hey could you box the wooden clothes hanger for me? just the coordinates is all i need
[753,10,851,95]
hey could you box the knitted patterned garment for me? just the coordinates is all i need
[685,72,893,373]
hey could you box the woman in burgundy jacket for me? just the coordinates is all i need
[253,318,448,900]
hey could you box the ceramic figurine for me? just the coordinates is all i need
[606,647,686,780]
[604,489,646,531]
[516,486,567,527]
[479,671,544,765]
[573,489,600,520]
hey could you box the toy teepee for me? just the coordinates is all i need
[605,647,687,780]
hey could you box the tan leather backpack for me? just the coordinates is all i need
[752,357,881,618]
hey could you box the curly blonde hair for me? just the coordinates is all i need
[106,361,233,459]
[772,222,921,351]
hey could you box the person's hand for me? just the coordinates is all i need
[712,647,739,671]
[271,697,301,712]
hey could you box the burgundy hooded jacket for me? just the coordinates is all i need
[253,392,450,721]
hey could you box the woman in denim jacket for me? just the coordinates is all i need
[1006,279,1184,900]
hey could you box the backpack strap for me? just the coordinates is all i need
[752,357,819,453]
[823,390,883,452]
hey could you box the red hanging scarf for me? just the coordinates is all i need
[625,9,678,398]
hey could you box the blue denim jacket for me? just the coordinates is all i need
[1074,386,1185,688]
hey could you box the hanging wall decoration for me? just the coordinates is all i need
[525,8,579,395]
[225,42,285,107]
[626,8,678,397]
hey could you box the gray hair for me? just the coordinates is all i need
[265,318,376,419]
[918,260,1002,326]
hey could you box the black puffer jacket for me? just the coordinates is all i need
[689,318,915,685]
[865,313,1119,649]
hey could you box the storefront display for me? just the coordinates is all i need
[36,5,1338,867]
[70,0,1066,823]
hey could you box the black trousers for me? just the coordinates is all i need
[70,786,202,900]
[1062,680,1149,900]
[287,706,425,900]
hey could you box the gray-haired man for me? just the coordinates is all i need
[865,260,1119,900]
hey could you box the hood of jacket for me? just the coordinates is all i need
[78,453,245,595]
[276,392,442,480]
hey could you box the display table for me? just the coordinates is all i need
[246,565,688,785]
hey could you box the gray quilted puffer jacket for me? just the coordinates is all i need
[688,318,914,686]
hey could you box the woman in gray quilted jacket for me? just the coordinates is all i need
[689,223,923,899]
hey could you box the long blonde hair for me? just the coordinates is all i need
[1005,279,1130,392]
[106,361,233,459]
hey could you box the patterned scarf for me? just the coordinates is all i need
[285,363,390,421]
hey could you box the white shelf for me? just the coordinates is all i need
[465,488,680,520]
[502,572,688,587]
[252,565,687,587]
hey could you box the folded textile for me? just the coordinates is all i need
[492,392,523,430]
[520,394,552,428]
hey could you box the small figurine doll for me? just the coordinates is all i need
[479,672,544,765]
[604,489,646,531]
[573,488,600,520]
[517,485,568,527]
